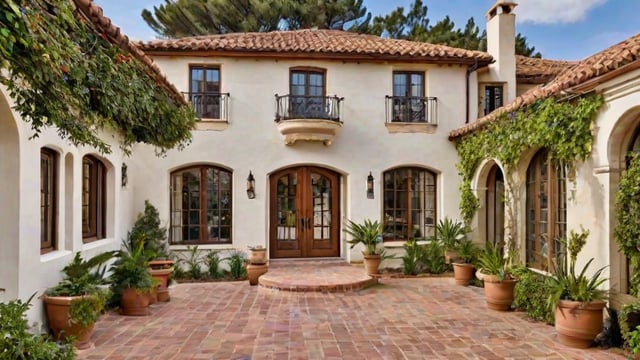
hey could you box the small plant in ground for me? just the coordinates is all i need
[424,240,448,274]
[628,325,640,358]
[0,294,75,360]
[204,250,222,279]
[225,250,247,280]
[402,239,426,275]
[512,266,554,324]
[173,245,204,280]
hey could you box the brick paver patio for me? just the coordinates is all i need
[77,264,625,360]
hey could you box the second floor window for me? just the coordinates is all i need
[484,85,503,115]
[391,71,426,122]
[290,69,325,118]
[190,66,221,119]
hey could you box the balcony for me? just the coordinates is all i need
[183,92,230,130]
[274,95,344,146]
[385,96,438,134]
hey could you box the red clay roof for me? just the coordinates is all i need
[72,0,187,105]
[450,32,640,139]
[139,29,494,65]
[516,55,576,84]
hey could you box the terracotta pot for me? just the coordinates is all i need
[452,263,475,286]
[247,263,268,285]
[149,266,173,302]
[42,295,96,350]
[483,277,517,311]
[248,248,267,265]
[555,299,606,348]
[157,287,170,302]
[363,254,382,275]
[120,288,150,316]
[148,287,158,305]
[444,249,459,264]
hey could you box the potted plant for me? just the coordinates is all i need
[435,217,467,263]
[109,240,157,316]
[546,228,608,349]
[477,242,517,311]
[129,200,174,302]
[247,246,268,286]
[41,251,115,349]
[452,239,479,286]
[344,218,385,275]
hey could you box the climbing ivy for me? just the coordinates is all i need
[614,153,640,296]
[0,0,196,154]
[454,94,604,240]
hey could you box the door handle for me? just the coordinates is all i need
[307,217,312,230]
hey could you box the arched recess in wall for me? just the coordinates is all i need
[606,106,640,301]
[473,159,505,247]
[0,90,21,301]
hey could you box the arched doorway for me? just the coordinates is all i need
[0,91,20,302]
[269,166,340,258]
[486,164,505,247]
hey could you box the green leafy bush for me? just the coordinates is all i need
[628,325,640,357]
[402,239,426,275]
[225,250,247,280]
[128,201,168,259]
[173,245,204,280]
[0,294,75,360]
[512,266,554,324]
[204,250,222,279]
[424,240,448,274]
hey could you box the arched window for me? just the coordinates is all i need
[170,165,232,244]
[41,147,58,253]
[525,149,567,271]
[82,155,106,242]
[383,167,436,241]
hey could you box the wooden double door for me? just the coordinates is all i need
[269,166,340,258]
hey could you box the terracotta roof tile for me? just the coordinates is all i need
[139,29,494,65]
[516,55,577,84]
[72,0,187,105]
[450,32,640,139]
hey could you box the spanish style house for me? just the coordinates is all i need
[2,0,640,329]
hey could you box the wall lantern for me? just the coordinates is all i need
[121,163,128,188]
[367,171,374,199]
[246,171,256,199]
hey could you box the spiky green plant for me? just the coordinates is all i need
[344,218,383,255]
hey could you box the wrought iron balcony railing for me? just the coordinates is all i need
[385,96,437,124]
[275,95,343,122]
[183,92,230,121]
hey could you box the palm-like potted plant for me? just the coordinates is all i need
[435,217,467,263]
[477,242,517,311]
[42,251,115,349]
[452,239,479,286]
[344,218,384,275]
[109,240,157,316]
[546,228,608,349]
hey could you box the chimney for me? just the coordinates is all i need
[486,1,517,104]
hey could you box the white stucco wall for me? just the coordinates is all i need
[0,86,129,330]
[131,56,473,262]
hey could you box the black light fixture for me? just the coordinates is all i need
[246,171,256,199]
[367,171,374,199]
[121,163,128,188]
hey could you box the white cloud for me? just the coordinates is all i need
[516,0,608,24]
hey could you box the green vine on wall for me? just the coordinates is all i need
[614,153,640,296]
[454,94,604,233]
[0,0,196,154]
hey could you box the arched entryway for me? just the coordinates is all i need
[485,164,505,247]
[269,166,340,258]
[0,91,20,302]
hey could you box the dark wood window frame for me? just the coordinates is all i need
[526,149,567,271]
[82,155,106,242]
[382,167,437,242]
[170,165,233,245]
[41,147,58,253]
[391,71,427,122]
[189,65,222,119]
[289,67,327,96]
[483,83,504,115]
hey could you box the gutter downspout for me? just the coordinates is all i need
[465,59,480,124]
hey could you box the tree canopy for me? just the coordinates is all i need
[141,0,541,58]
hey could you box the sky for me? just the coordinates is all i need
[96,0,639,61]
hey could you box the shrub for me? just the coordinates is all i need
[204,250,222,279]
[512,266,554,324]
[628,325,640,357]
[174,245,204,280]
[225,250,247,280]
[402,239,426,275]
[0,294,75,360]
[424,240,448,274]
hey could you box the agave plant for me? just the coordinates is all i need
[435,217,467,250]
[344,218,383,255]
